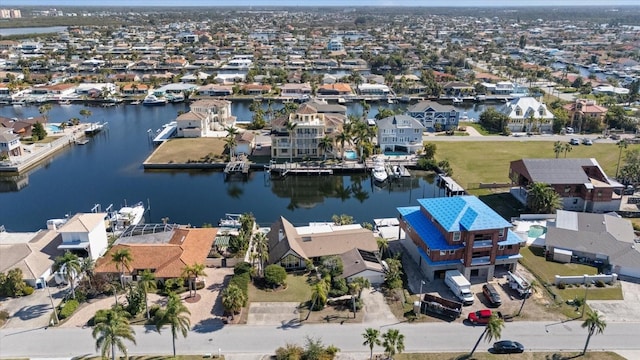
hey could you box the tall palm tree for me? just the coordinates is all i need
[92,308,136,360]
[306,278,330,320]
[155,292,191,358]
[181,263,206,298]
[318,135,334,160]
[111,248,133,288]
[382,328,405,360]
[285,119,298,162]
[138,269,157,319]
[53,251,81,299]
[581,310,606,355]
[469,314,504,358]
[553,141,563,159]
[527,182,562,214]
[516,279,539,316]
[335,131,350,161]
[377,237,389,258]
[224,136,237,160]
[253,232,269,277]
[616,139,628,178]
[349,276,371,300]
[221,284,246,319]
[563,143,572,158]
[362,328,381,360]
[80,257,95,291]
[38,103,53,122]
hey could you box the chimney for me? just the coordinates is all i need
[278,229,284,242]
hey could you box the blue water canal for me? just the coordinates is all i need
[0,101,487,231]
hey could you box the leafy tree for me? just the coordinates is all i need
[264,264,287,288]
[620,148,640,186]
[362,328,381,360]
[38,103,53,122]
[221,284,246,318]
[53,251,81,299]
[124,283,145,316]
[181,263,206,298]
[382,328,405,359]
[31,122,47,141]
[550,107,569,134]
[479,108,510,134]
[422,143,436,159]
[0,268,29,297]
[349,276,371,300]
[438,160,453,176]
[331,214,354,225]
[79,109,92,122]
[137,269,157,319]
[92,308,136,360]
[384,258,403,290]
[527,182,562,214]
[375,108,395,120]
[111,249,133,288]
[155,292,191,358]
[581,310,607,355]
[469,314,504,358]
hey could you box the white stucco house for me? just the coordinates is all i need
[176,99,236,137]
[56,213,108,260]
[376,115,425,154]
[499,97,554,133]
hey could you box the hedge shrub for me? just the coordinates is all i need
[228,272,250,306]
[59,299,79,319]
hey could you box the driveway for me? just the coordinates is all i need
[588,280,640,322]
[0,281,69,329]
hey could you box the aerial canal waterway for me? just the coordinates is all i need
[0,26,68,36]
[0,101,488,231]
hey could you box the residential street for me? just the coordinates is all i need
[1,320,639,358]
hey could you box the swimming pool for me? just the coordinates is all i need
[46,125,61,133]
[528,225,547,238]
[384,151,408,156]
[344,150,357,160]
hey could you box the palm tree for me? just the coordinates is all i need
[527,182,562,214]
[335,131,350,161]
[362,328,381,360]
[38,103,53,122]
[553,141,563,159]
[581,310,606,355]
[79,109,92,122]
[138,269,157,319]
[221,284,246,319]
[111,248,133,287]
[318,135,334,160]
[306,278,329,320]
[616,139,628,178]
[563,143,572,158]
[253,232,269,276]
[377,237,389,258]
[285,119,298,162]
[349,276,371,300]
[382,328,405,359]
[181,263,206,298]
[155,292,191,358]
[92,309,136,360]
[80,257,95,291]
[516,279,539,317]
[469,314,504,358]
[224,136,237,160]
[53,251,81,299]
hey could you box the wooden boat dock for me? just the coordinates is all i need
[224,158,249,179]
[437,174,466,197]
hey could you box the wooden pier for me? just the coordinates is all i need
[224,158,249,179]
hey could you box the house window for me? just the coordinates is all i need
[449,250,455,255]
[564,186,571,193]
[426,247,430,255]
[440,250,447,256]
[597,191,602,197]
[499,245,505,250]
[499,228,505,237]
[453,232,461,242]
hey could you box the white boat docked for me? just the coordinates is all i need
[111,202,145,231]
[219,213,242,228]
[142,94,168,106]
[452,97,463,105]
[371,157,388,183]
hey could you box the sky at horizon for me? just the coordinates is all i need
[3,0,640,7]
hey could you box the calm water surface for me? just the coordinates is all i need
[0,102,457,231]
[0,26,68,36]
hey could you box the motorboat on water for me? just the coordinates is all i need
[142,94,168,106]
[110,202,145,231]
[452,97,463,105]
[219,213,242,228]
[371,157,388,183]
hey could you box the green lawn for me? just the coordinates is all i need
[248,273,312,302]
[394,352,623,360]
[460,122,492,135]
[73,356,223,360]
[432,141,632,191]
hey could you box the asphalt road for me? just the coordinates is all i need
[1,320,639,358]
[423,132,623,143]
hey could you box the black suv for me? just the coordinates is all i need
[483,284,502,307]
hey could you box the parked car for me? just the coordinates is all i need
[569,138,580,145]
[493,340,525,354]
[467,309,501,325]
[565,127,574,134]
[582,138,593,145]
[610,134,621,140]
[482,284,502,307]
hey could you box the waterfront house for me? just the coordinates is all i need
[544,210,640,279]
[266,217,379,270]
[75,83,117,98]
[270,102,345,159]
[499,97,554,133]
[340,247,385,286]
[509,158,623,213]
[197,84,233,97]
[30,83,76,99]
[406,100,460,131]
[56,213,109,261]
[317,83,353,96]
[442,81,474,98]
[357,83,391,96]
[398,195,523,281]
[376,114,425,154]
[120,83,149,96]
[563,99,608,133]
[176,99,236,137]
[0,229,62,289]
[94,226,216,283]
[242,83,272,95]
[280,83,312,99]
[0,130,21,158]
[234,131,255,155]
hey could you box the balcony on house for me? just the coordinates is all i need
[473,240,493,249]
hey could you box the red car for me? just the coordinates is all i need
[467,309,497,325]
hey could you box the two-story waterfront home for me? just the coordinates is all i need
[176,99,236,137]
[406,100,460,131]
[56,213,109,260]
[499,97,554,133]
[563,99,608,133]
[376,115,424,154]
[0,130,21,158]
[398,196,523,281]
[270,102,345,159]
[509,158,623,213]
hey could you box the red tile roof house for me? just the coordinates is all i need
[563,99,608,133]
[95,226,216,283]
[398,196,523,282]
[509,158,624,213]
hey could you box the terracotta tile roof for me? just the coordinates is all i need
[95,228,216,278]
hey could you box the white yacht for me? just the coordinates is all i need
[111,202,145,231]
[142,94,168,106]
[371,157,388,183]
